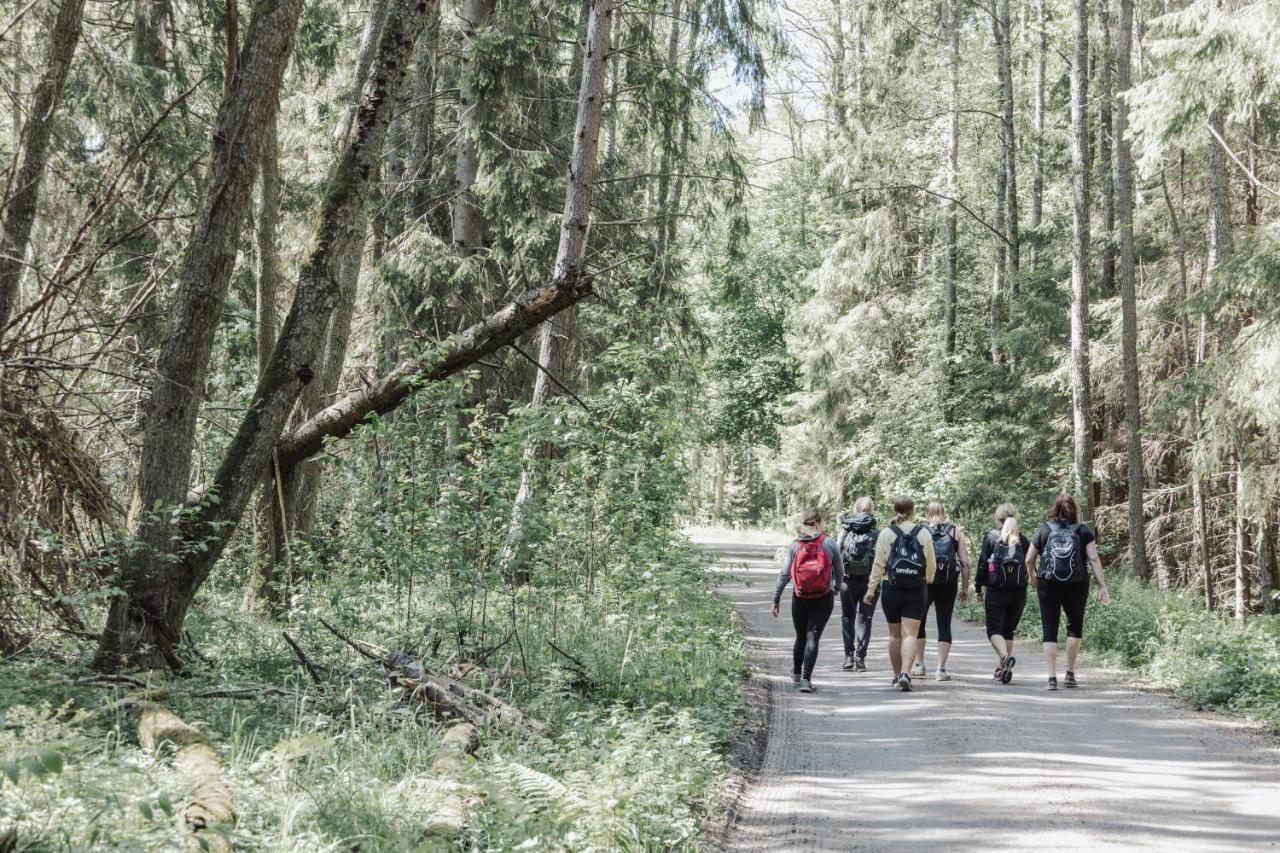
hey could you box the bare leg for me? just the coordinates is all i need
[899,618,922,676]
[937,640,952,670]
[988,633,1006,660]
[887,622,903,675]
[913,638,927,669]
[1043,641,1058,679]
[1066,636,1082,672]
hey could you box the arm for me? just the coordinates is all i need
[863,529,891,602]
[975,533,991,591]
[920,526,937,585]
[772,545,794,608]
[1086,541,1109,604]
[956,529,971,603]
[827,538,845,593]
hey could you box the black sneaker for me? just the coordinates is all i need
[855,658,867,672]
[1047,676,1058,691]
[1064,671,1078,688]
[897,673,913,692]
[791,671,801,685]
[1000,655,1016,684]
[842,654,855,671]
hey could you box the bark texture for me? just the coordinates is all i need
[451,0,494,255]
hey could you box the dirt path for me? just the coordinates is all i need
[709,539,1280,852]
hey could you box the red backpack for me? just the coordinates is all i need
[791,535,833,599]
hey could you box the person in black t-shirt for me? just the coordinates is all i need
[1025,494,1110,690]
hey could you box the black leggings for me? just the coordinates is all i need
[984,586,1027,640]
[1037,581,1089,642]
[840,575,878,659]
[916,580,959,643]
[791,592,835,679]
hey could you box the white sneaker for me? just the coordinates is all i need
[935,669,951,682]
[911,662,927,678]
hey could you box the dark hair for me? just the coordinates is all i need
[799,508,822,527]
[892,495,915,525]
[1050,494,1079,525]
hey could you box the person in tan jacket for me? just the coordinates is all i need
[863,495,936,691]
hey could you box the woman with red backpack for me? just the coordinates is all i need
[1025,494,1109,690]
[771,509,845,693]
[862,496,937,692]
[975,503,1030,685]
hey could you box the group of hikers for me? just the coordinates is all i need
[770,494,1109,693]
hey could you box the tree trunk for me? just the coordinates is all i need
[651,0,685,284]
[713,446,727,521]
[249,110,284,611]
[662,7,702,264]
[95,0,431,670]
[0,0,87,335]
[943,0,959,414]
[1258,505,1276,616]
[1029,0,1046,272]
[994,0,1019,283]
[1069,0,1093,521]
[1114,0,1148,579]
[1097,0,1115,298]
[409,4,441,222]
[499,0,618,580]
[452,0,495,255]
[990,163,1006,366]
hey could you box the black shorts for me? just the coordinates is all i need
[880,583,927,623]
[984,585,1027,639]
[1037,581,1089,642]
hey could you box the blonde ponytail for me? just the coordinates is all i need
[1001,514,1021,545]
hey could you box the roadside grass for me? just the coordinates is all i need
[0,532,750,851]
[957,579,1280,730]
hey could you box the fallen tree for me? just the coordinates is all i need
[138,704,236,850]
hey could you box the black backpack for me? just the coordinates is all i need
[886,524,926,589]
[1042,522,1086,582]
[930,522,958,584]
[839,513,877,578]
[988,533,1028,589]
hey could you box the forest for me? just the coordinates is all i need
[0,0,1278,847]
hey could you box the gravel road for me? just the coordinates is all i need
[709,539,1280,852]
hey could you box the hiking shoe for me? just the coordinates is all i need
[1064,671,1078,688]
[897,673,913,692]
[791,671,801,685]
[911,662,927,678]
[843,654,856,671]
[854,658,867,672]
[1047,676,1058,691]
[935,669,951,682]
[1000,655,1016,684]
[799,679,815,693]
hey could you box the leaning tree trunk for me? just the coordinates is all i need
[1068,0,1094,521]
[95,0,430,670]
[1114,0,1149,579]
[0,0,87,335]
[451,0,494,255]
[499,0,619,581]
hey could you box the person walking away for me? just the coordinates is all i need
[975,503,1030,684]
[863,495,936,691]
[1025,494,1110,690]
[772,509,845,693]
[911,502,970,681]
[838,497,880,672]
